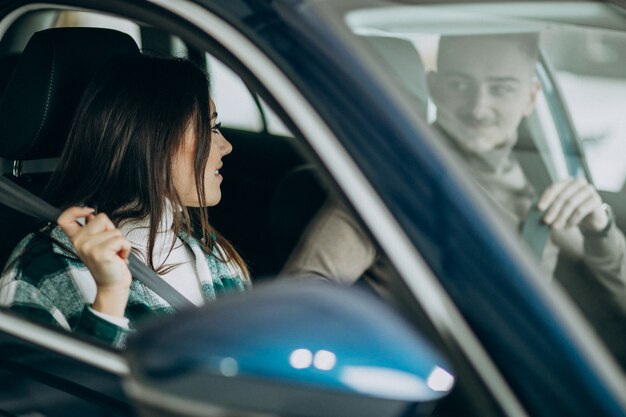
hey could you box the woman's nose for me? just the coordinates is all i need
[219,133,233,156]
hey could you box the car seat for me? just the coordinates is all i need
[360,35,429,119]
[268,36,428,271]
[268,165,328,269]
[0,53,20,96]
[0,28,140,268]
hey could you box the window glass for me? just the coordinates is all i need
[542,29,626,191]
[170,35,189,57]
[206,54,263,131]
[342,2,626,372]
[260,97,293,136]
[55,12,263,133]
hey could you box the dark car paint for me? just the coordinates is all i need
[0,0,623,416]
[0,322,133,416]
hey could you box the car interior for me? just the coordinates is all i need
[350,20,626,371]
[0,8,332,415]
[0,9,337,282]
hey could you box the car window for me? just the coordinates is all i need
[338,2,626,373]
[206,54,264,132]
[542,28,626,192]
[260,97,293,137]
[56,11,265,133]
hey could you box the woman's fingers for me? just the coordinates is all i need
[81,212,116,234]
[77,230,125,258]
[57,207,132,288]
[57,206,95,238]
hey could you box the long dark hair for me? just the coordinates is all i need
[46,55,248,279]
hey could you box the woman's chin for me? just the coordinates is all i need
[205,191,221,207]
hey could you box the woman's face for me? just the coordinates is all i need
[172,100,232,207]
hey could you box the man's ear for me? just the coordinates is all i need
[523,78,541,117]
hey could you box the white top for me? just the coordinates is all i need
[90,205,205,328]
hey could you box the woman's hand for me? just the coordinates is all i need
[538,178,609,233]
[57,207,132,317]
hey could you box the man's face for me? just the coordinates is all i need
[428,37,538,154]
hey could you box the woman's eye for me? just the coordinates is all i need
[211,122,222,133]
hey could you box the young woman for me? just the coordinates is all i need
[0,55,250,348]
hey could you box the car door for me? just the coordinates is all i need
[0,309,133,416]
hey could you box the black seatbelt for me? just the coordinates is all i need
[0,175,194,311]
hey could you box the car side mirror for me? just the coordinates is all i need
[124,280,454,417]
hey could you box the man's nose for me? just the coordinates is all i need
[467,85,494,120]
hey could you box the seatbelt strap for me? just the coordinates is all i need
[520,197,551,260]
[0,175,194,311]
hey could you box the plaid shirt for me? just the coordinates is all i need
[0,224,248,349]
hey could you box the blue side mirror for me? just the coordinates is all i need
[124,281,454,417]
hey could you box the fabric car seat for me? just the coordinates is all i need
[268,165,328,269]
[0,28,140,268]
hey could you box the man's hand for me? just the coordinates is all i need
[537,178,609,233]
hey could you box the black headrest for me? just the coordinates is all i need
[0,28,140,160]
[0,53,20,95]
[269,165,328,266]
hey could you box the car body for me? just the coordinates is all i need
[0,0,625,416]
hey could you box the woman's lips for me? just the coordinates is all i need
[215,163,223,180]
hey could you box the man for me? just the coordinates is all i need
[283,33,626,363]
[427,33,624,276]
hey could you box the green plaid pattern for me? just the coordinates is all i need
[0,225,248,349]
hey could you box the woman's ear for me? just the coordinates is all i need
[523,78,541,117]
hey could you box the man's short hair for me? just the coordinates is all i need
[437,32,540,65]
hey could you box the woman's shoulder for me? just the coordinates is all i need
[3,224,78,276]
[176,229,249,287]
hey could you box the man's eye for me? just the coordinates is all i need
[490,84,515,96]
[448,80,471,93]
